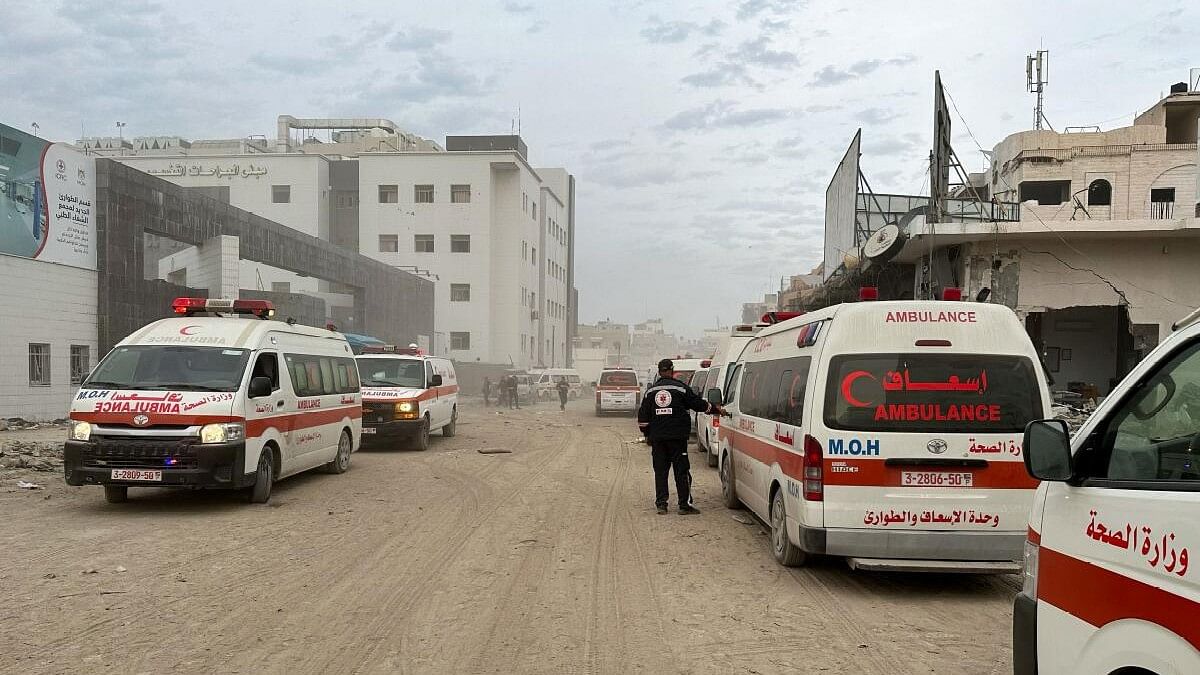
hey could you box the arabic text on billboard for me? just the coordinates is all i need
[0,123,97,270]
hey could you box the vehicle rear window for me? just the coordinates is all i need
[688,370,708,389]
[600,371,637,386]
[825,354,1042,433]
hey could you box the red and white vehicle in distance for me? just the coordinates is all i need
[357,346,459,451]
[595,367,642,415]
[1015,307,1200,675]
[65,297,362,504]
[718,298,1050,572]
[696,320,772,466]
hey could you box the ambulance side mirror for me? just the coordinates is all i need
[430,374,444,387]
[249,376,273,399]
[706,388,724,406]
[1023,419,1073,481]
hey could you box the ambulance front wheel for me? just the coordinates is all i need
[442,408,458,437]
[248,449,274,504]
[720,451,741,510]
[411,417,430,451]
[104,485,128,504]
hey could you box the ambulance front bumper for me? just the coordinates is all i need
[798,525,1025,564]
[64,439,250,488]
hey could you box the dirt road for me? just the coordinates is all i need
[0,400,1018,674]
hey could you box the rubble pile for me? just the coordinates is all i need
[0,441,65,472]
[1051,391,1096,434]
[1,418,69,432]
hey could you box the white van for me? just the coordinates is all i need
[697,322,771,466]
[1014,308,1200,675]
[535,368,583,400]
[64,297,362,504]
[596,367,642,414]
[717,299,1050,571]
[357,346,458,450]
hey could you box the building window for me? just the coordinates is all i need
[1151,187,1176,219]
[379,184,398,203]
[451,234,471,253]
[450,283,471,302]
[70,345,90,385]
[414,234,435,252]
[532,203,537,220]
[414,184,434,203]
[272,281,292,294]
[272,185,291,203]
[1087,179,1112,206]
[29,343,50,386]
[379,234,399,252]
[522,241,527,260]
[531,247,536,264]
[450,332,471,350]
[451,184,471,203]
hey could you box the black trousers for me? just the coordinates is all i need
[650,438,692,508]
[558,392,568,410]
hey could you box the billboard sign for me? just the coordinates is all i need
[0,123,97,270]
[823,129,861,281]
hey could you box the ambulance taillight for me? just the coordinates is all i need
[858,287,879,301]
[941,287,963,301]
[803,434,823,501]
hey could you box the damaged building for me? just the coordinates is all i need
[820,73,1200,400]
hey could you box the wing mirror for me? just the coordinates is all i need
[1023,419,1072,481]
[430,374,444,387]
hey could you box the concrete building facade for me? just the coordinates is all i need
[85,117,578,370]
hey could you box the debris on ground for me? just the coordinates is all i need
[477,448,513,454]
[731,515,754,525]
[17,480,43,490]
[0,441,66,472]
[1051,395,1095,433]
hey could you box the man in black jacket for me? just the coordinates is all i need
[638,358,725,515]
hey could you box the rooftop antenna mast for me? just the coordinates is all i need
[1027,50,1049,130]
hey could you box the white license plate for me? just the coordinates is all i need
[110,469,162,482]
[901,471,973,487]
[362,427,377,435]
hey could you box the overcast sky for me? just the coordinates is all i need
[3,0,1194,337]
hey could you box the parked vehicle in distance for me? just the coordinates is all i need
[697,321,771,467]
[357,345,458,450]
[535,368,583,400]
[596,367,642,415]
[1014,306,1200,675]
[716,297,1050,572]
[688,367,711,436]
[64,297,361,505]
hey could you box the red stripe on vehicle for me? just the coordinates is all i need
[1038,546,1200,648]
[721,426,1037,489]
[246,406,362,438]
[1028,527,1041,545]
[71,413,242,426]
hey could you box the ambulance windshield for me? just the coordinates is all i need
[83,346,250,392]
[824,353,1043,433]
[358,358,426,388]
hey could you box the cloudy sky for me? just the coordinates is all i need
[3,0,1194,336]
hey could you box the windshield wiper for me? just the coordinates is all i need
[365,379,411,387]
[147,383,228,392]
[80,381,127,389]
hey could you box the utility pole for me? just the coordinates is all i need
[1026,50,1049,130]
[115,121,126,155]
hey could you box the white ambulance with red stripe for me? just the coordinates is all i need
[595,367,642,415]
[65,298,362,504]
[717,296,1050,571]
[1015,307,1200,675]
[356,346,458,450]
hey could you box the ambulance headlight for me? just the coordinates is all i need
[396,401,417,413]
[200,422,244,444]
[1021,539,1039,597]
[69,420,92,442]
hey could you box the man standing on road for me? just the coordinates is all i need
[638,358,725,515]
[556,377,569,411]
[483,377,493,407]
[507,375,521,410]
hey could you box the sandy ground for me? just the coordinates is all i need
[0,398,1019,674]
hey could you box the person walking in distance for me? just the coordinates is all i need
[638,358,725,515]
[482,377,492,407]
[556,377,569,411]
[507,374,521,410]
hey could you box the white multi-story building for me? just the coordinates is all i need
[87,117,577,369]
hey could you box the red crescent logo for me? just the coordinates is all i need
[840,370,876,408]
[179,325,201,335]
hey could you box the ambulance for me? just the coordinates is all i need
[716,295,1050,571]
[1014,307,1200,675]
[595,367,642,415]
[356,346,459,450]
[64,297,362,504]
[696,321,772,466]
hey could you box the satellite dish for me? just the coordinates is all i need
[863,224,907,263]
